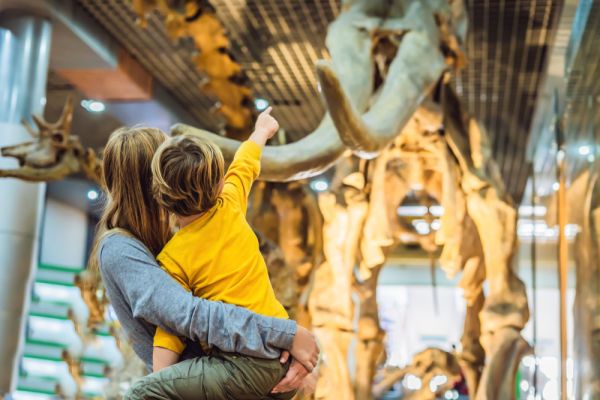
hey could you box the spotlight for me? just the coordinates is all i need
[81,99,106,113]
[578,145,591,156]
[87,189,99,200]
[254,98,270,111]
[403,374,422,390]
[397,205,428,216]
[552,182,559,191]
[310,180,329,192]
[429,205,444,216]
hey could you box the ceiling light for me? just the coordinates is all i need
[87,189,99,200]
[518,205,547,217]
[412,220,430,235]
[310,180,329,192]
[81,99,105,113]
[403,374,422,390]
[429,205,444,216]
[254,98,270,111]
[397,205,428,217]
[552,182,560,191]
[578,145,591,156]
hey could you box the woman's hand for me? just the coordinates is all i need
[289,325,319,371]
[271,355,311,394]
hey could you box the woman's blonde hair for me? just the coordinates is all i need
[90,126,171,270]
[151,134,225,216]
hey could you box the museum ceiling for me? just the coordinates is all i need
[69,0,563,203]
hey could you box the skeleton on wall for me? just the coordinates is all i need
[0,95,102,185]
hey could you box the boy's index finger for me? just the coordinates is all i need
[262,106,273,115]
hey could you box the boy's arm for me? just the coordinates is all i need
[221,141,262,210]
[221,107,279,209]
[153,346,180,372]
[153,329,185,371]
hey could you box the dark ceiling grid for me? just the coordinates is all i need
[455,0,560,202]
[246,0,321,123]
[500,2,532,186]
[210,0,333,138]
[503,0,534,197]
[507,1,556,200]
[489,0,507,171]
[510,1,562,203]
[255,0,325,121]
[215,0,319,136]
[277,0,329,116]
[210,1,301,134]
[515,4,562,194]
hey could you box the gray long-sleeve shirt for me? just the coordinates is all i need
[98,233,296,371]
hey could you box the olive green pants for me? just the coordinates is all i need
[125,350,295,400]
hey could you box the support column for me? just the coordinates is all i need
[0,12,51,394]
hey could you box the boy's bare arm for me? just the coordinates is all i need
[249,107,279,147]
[153,346,180,372]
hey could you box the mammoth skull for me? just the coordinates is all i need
[173,0,467,182]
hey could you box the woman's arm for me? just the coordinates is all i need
[99,234,295,359]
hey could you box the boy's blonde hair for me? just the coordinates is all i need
[151,134,225,216]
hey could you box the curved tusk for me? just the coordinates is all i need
[172,116,350,182]
[318,31,447,158]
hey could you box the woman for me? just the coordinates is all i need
[92,126,319,398]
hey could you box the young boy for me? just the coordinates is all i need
[149,107,295,398]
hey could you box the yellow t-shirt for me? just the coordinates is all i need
[153,140,288,354]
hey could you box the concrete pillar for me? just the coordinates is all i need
[0,12,51,394]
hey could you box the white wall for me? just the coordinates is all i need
[378,285,466,367]
[40,198,88,268]
[378,284,573,367]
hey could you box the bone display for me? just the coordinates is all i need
[0,0,575,399]
[131,0,255,137]
[0,95,102,185]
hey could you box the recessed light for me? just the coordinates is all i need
[254,98,269,111]
[578,145,591,156]
[87,189,99,200]
[310,180,329,192]
[81,99,106,113]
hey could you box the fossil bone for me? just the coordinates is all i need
[132,0,255,136]
[0,96,102,185]
[442,83,531,400]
